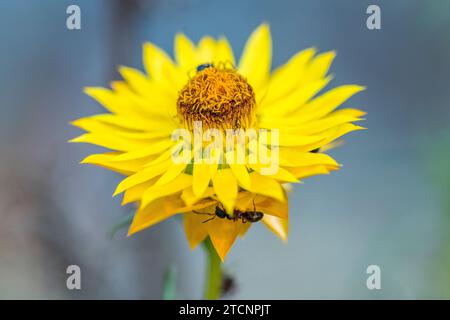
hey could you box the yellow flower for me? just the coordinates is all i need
[71,24,365,260]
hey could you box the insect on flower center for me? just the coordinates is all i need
[177,64,256,130]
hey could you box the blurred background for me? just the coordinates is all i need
[0,0,449,299]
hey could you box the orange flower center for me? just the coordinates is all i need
[177,66,256,130]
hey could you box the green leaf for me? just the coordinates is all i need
[162,265,177,300]
[106,212,134,239]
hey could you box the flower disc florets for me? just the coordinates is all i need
[177,66,256,130]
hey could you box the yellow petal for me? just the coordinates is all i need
[293,85,366,122]
[212,169,238,213]
[80,152,150,175]
[113,159,172,196]
[128,198,174,235]
[115,71,177,116]
[215,37,235,65]
[275,133,324,147]
[318,140,344,153]
[255,194,289,220]
[207,217,242,261]
[122,179,156,205]
[288,164,338,179]
[81,88,179,131]
[196,36,216,63]
[236,191,288,220]
[110,80,131,94]
[229,163,251,190]
[262,215,288,242]
[110,139,175,162]
[238,223,251,238]
[259,77,331,116]
[143,42,173,80]
[279,149,339,167]
[253,131,324,148]
[193,163,211,197]
[138,144,181,168]
[143,42,183,89]
[209,162,218,181]
[118,66,153,96]
[266,113,363,136]
[155,162,188,186]
[69,133,148,152]
[206,147,221,180]
[233,191,255,211]
[262,48,316,105]
[84,87,121,114]
[250,164,299,183]
[72,116,173,142]
[181,186,215,206]
[174,33,196,69]
[140,174,193,209]
[249,172,285,202]
[184,212,210,249]
[238,23,271,91]
[303,51,336,82]
[295,123,366,152]
[128,196,214,236]
[332,108,367,118]
[72,116,138,135]
[78,113,162,132]
[84,87,164,119]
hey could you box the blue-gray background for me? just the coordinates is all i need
[1,0,449,299]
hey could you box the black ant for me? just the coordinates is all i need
[193,200,264,224]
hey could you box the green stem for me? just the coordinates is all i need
[203,237,222,300]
